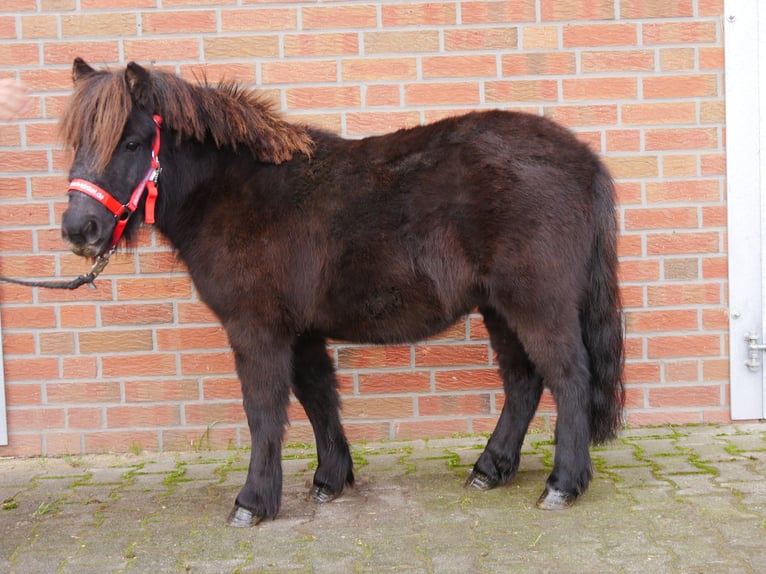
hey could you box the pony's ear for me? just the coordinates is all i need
[72,58,95,83]
[125,62,154,110]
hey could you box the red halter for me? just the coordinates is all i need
[68,114,163,251]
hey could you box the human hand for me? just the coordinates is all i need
[0,79,30,120]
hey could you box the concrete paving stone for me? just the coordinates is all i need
[2,424,766,573]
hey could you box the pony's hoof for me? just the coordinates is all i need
[310,484,341,504]
[227,505,264,527]
[465,470,498,491]
[536,488,577,510]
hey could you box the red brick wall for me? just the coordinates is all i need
[0,0,727,455]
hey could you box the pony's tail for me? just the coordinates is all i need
[583,164,625,444]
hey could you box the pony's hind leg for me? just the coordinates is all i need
[291,333,354,503]
[466,306,543,491]
[513,313,593,510]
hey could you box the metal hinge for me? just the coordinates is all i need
[745,333,766,371]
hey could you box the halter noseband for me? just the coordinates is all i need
[68,114,163,252]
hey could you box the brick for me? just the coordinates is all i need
[101,353,178,378]
[581,50,654,73]
[645,180,721,203]
[107,404,181,428]
[662,155,698,177]
[648,334,721,359]
[100,303,174,326]
[562,77,637,100]
[619,259,660,283]
[624,361,661,384]
[434,368,500,391]
[5,357,59,381]
[422,55,498,79]
[415,344,489,367]
[286,86,361,109]
[85,430,160,453]
[203,36,279,59]
[604,155,658,179]
[125,379,200,402]
[364,30,440,54]
[624,207,698,230]
[220,8,297,32]
[647,283,722,307]
[8,407,65,431]
[67,407,103,430]
[180,351,235,375]
[343,58,418,81]
[365,84,401,107]
[485,80,558,103]
[346,111,420,136]
[617,234,643,258]
[405,82,481,106]
[125,38,201,61]
[394,418,469,439]
[357,371,430,394]
[664,360,699,382]
[502,52,576,76]
[606,129,642,152]
[645,128,718,151]
[621,0,693,18]
[663,258,699,281]
[337,346,412,369]
[460,1,536,24]
[563,24,637,48]
[78,330,154,354]
[283,33,359,57]
[46,381,121,404]
[522,26,559,50]
[545,104,618,127]
[418,394,491,416]
[0,42,41,66]
[701,257,727,279]
[261,60,337,85]
[541,0,614,21]
[141,10,216,34]
[61,13,136,37]
[659,47,696,71]
[116,277,193,300]
[381,2,457,26]
[646,232,720,255]
[3,332,35,356]
[5,382,42,406]
[202,377,241,400]
[626,309,698,333]
[302,5,378,30]
[61,356,99,379]
[343,397,413,419]
[40,332,75,355]
[444,27,518,51]
[648,385,721,407]
[184,402,248,425]
[1,305,57,329]
[643,75,718,99]
[156,326,228,351]
[20,15,57,38]
[643,21,718,45]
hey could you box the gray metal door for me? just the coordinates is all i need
[726,0,766,419]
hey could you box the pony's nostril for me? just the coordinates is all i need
[82,219,100,242]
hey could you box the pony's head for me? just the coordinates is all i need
[60,58,313,258]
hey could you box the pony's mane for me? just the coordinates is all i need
[59,65,314,173]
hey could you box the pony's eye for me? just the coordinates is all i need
[126,141,140,151]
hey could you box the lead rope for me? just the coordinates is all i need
[0,248,114,290]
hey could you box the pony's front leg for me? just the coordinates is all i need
[226,334,292,527]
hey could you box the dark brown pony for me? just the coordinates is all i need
[60,58,624,527]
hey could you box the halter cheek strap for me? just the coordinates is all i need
[68,114,163,251]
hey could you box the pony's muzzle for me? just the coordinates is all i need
[61,206,110,258]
